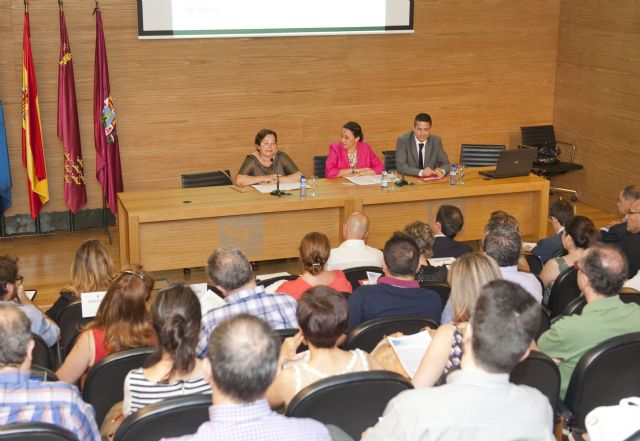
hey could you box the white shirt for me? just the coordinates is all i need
[500,265,544,303]
[624,270,640,292]
[326,239,384,271]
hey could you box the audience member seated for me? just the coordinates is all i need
[325,121,384,178]
[485,210,520,232]
[537,244,640,399]
[482,224,543,303]
[325,212,383,271]
[600,185,640,242]
[347,233,442,333]
[402,220,448,284]
[56,266,156,384]
[46,239,114,323]
[539,215,598,305]
[235,129,302,186]
[161,314,332,441]
[529,199,575,264]
[362,280,554,441]
[278,232,352,300]
[123,284,211,415]
[413,253,502,387]
[196,246,298,357]
[0,303,100,440]
[615,198,640,278]
[267,286,381,408]
[0,255,59,347]
[432,204,472,258]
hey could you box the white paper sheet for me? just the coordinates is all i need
[428,257,456,267]
[80,291,108,318]
[344,175,382,185]
[387,330,433,378]
[190,283,226,315]
[251,183,301,194]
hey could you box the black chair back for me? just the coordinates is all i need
[419,282,451,307]
[564,332,640,432]
[561,295,587,317]
[114,394,212,441]
[459,144,506,167]
[180,170,232,188]
[30,366,59,382]
[382,150,396,171]
[342,266,383,291]
[57,302,91,360]
[313,156,327,178]
[548,266,580,317]
[273,328,298,341]
[0,422,78,440]
[524,253,544,276]
[536,308,551,340]
[510,351,561,414]
[83,347,155,426]
[32,333,55,370]
[256,274,298,288]
[343,315,438,352]
[620,291,640,305]
[520,125,557,148]
[286,371,412,440]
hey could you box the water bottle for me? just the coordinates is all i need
[449,163,458,185]
[299,175,306,198]
[381,171,388,191]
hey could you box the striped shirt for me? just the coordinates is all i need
[160,399,331,441]
[123,368,212,415]
[0,370,100,441]
[196,285,298,357]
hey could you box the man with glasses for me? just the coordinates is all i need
[0,256,59,347]
[536,244,640,399]
[601,185,640,242]
[616,198,640,278]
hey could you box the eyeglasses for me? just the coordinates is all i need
[116,270,145,281]
[15,275,24,285]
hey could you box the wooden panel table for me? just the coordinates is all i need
[117,171,549,271]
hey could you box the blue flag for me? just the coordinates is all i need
[0,101,12,213]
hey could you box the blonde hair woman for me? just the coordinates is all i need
[412,253,501,388]
[46,240,114,322]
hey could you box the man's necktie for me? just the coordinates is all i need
[418,143,424,169]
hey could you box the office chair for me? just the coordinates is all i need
[520,125,583,201]
[459,144,506,167]
[419,282,451,308]
[32,333,55,371]
[382,150,397,171]
[524,253,544,276]
[342,266,383,291]
[313,156,327,178]
[180,170,232,188]
[510,351,561,415]
[343,315,438,352]
[0,422,79,441]
[547,266,581,318]
[286,371,413,440]
[57,302,91,362]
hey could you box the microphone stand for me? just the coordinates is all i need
[269,153,289,196]
[396,173,410,187]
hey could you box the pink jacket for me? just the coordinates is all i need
[325,141,384,178]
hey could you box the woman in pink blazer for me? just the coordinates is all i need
[325,121,384,178]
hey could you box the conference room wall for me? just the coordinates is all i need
[0,0,560,215]
[553,1,640,214]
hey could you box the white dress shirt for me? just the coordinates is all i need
[500,265,544,303]
[326,239,384,271]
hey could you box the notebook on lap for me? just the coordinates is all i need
[479,148,537,179]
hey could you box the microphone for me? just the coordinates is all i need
[270,153,289,197]
[397,172,409,187]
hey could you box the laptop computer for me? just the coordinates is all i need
[479,148,537,179]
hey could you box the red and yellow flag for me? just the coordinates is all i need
[22,10,49,219]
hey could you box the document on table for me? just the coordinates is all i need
[344,175,382,186]
[190,283,226,315]
[252,183,301,194]
[387,330,433,378]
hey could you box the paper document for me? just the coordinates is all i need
[80,291,107,318]
[345,175,382,186]
[387,330,433,378]
[428,257,456,267]
[256,272,291,281]
[252,183,300,194]
[522,242,537,250]
[190,283,226,315]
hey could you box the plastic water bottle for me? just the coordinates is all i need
[299,175,306,198]
[381,171,388,191]
[449,163,458,185]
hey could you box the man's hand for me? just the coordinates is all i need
[422,166,435,176]
[17,285,33,306]
[434,167,445,177]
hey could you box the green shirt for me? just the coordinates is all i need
[538,295,640,398]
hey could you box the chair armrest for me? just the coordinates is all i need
[556,141,576,163]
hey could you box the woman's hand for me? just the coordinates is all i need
[259,174,279,184]
[279,331,304,365]
[355,168,376,176]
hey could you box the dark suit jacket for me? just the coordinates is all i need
[531,231,564,264]
[432,236,473,259]
[395,131,450,177]
[618,232,640,278]
[601,222,628,242]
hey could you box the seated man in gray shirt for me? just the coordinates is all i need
[363,280,554,441]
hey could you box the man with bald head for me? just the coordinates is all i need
[537,244,640,398]
[326,212,383,271]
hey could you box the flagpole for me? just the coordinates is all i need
[102,197,112,245]
[23,0,28,13]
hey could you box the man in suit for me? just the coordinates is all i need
[395,113,451,177]
[432,204,473,258]
[529,198,575,263]
[601,185,640,242]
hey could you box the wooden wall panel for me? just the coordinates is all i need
[0,0,560,215]
[553,1,640,214]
